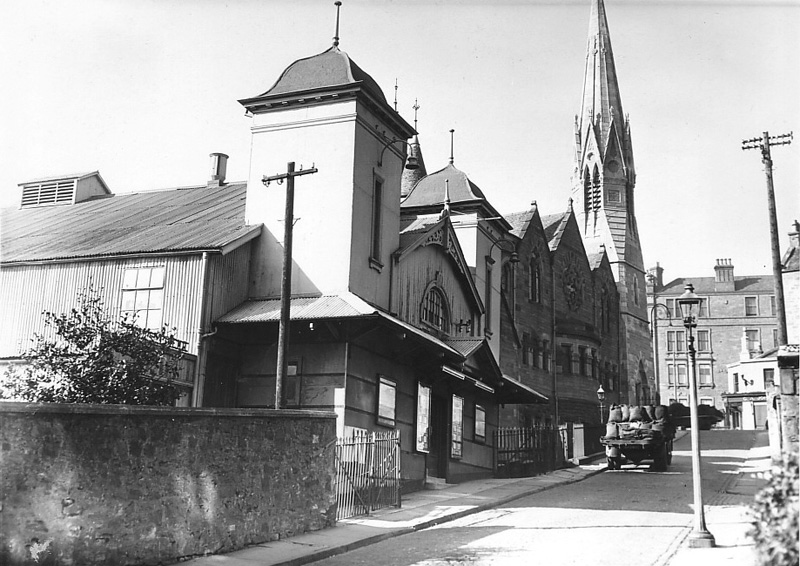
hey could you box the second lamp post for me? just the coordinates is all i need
[677,283,716,548]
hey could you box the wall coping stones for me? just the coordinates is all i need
[0,401,336,419]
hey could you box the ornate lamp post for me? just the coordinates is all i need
[677,283,716,548]
[597,384,606,423]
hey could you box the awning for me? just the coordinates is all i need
[497,374,549,404]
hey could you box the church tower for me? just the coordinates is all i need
[572,0,653,404]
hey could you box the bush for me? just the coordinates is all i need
[0,288,185,405]
[750,450,799,566]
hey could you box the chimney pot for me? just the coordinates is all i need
[209,152,229,186]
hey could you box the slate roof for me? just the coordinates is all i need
[658,275,776,295]
[541,212,569,251]
[0,182,259,263]
[258,46,387,104]
[505,209,536,239]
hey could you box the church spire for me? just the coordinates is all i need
[577,0,629,169]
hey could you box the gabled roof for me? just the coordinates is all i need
[0,182,260,263]
[505,208,536,239]
[397,214,484,313]
[659,275,776,295]
[542,211,570,251]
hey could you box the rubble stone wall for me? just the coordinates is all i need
[0,403,337,566]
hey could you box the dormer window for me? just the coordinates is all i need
[421,286,449,332]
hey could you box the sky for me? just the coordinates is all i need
[1,0,798,281]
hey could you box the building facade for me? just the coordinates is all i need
[2,0,655,486]
[647,259,779,417]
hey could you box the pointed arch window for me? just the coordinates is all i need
[529,255,542,303]
[421,286,450,332]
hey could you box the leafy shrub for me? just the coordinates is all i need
[750,450,799,566]
[0,288,185,405]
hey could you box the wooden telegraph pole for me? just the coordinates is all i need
[263,162,318,408]
[742,131,793,346]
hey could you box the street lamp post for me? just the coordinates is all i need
[597,385,606,423]
[648,300,672,405]
[677,283,716,548]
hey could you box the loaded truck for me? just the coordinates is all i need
[601,404,675,471]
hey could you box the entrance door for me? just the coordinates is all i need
[427,393,449,478]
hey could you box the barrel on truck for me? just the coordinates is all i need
[601,404,675,471]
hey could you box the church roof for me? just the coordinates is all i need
[0,183,259,263]
[505,208,536,239]
[258,46,387,104]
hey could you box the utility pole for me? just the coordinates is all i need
[263,162,318,408]
[742,131,792,346]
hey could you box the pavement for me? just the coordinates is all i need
[184,432,773,566]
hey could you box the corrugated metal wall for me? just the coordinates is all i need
[0,255,206,357]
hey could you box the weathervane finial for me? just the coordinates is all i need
[413,99,420,131]
[333,1,342,47]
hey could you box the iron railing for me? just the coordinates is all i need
[334,430,401,520]
[494,427,560,478]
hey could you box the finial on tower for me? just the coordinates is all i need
[449,129,455,164]
[394,79,398,112]
[413,99,420,131]
[333,1,342,47]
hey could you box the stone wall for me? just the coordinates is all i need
[0,403,337,566]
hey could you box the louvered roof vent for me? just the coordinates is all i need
[19,171,112,208]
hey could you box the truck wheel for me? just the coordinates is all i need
[651,444,667,471]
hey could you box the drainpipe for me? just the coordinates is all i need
[551,255,559,426]
[192,252,211,407]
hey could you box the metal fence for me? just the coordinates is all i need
[334,430,401,520]
[494,427,560,478]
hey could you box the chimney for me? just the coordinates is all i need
[647,262,664,290]
[208,152,228,186]
[790,219,800,248]
[714,258,735,292]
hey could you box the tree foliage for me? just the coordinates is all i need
[750,450,799,566]
[0,288,185,405]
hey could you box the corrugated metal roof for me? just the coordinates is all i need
[218,294,374,323]
[218,292,464,358]
[444,337,485,358]
[1,182,259,263]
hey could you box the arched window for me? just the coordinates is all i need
[421,287,449,332]
[529,256,542,303]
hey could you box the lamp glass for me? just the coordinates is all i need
[677,283,700,320]
[597,385,605,402]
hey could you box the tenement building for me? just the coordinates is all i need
[647,259,779,421]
